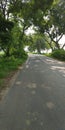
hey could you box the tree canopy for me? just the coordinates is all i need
[0,0,65,56]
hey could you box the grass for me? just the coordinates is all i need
[0,55,28,91]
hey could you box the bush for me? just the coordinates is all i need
[51,49,65,61]
[0,55,28,90]
[12,49,28,59]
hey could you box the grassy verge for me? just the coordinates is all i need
[0,55,28,92]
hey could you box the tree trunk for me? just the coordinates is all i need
[55,41,60,49]
[37,43,41,54]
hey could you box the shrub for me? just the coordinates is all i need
[12,49,28,59]
[51,49,65,61]
[0,55,28,89]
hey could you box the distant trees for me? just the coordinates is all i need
[28,34,50,53]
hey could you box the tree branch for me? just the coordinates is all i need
[62,43,65,49]
[57,34,63,42]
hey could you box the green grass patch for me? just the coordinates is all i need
[0,55,28,91]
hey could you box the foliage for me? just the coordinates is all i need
[0,0,64,56]
[0,54,28,90]
[51,49,65,61]
[44,0,65,50]
[28,34,50,53]
[0,15,14,56]
[51,0,65,34]
[12,48,28,58]
[0,0,56,57]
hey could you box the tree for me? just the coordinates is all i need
[0,0,15,56]
[0,0,58,56]
[8,0,33,56]
[28,34,50,53]
[0,14,14,56]
[44,0,65,50]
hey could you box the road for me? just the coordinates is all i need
[0,54,65,130]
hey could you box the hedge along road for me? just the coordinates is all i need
[0,54,65,130]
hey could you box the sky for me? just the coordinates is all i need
[25,26,35,35]
[59,35,65,45]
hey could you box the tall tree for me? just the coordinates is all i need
[44,0,65,49]
[0,0,15,56]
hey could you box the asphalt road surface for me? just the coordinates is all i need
[0,54,65,130]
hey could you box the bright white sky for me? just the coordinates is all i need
[25,26,35,35]
[59,35,65,45]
